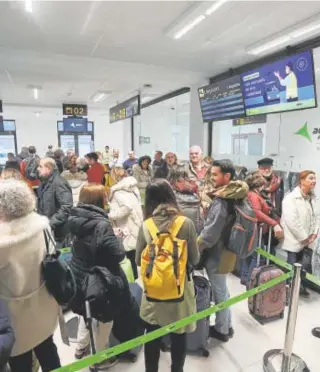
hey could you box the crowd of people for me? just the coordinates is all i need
[0,143,319,372]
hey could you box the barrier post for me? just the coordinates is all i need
[263,263,310,372]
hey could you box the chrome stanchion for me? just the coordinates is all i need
[263,264,310,372]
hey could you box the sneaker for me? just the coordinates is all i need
[74,345,90,360]
[209,326,229,342]
[89,357,119,371]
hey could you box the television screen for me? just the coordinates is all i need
[241,50,317,116]
[63,117,88,132]
[198,75,245,122]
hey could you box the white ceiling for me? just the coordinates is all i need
[1,1,320,113]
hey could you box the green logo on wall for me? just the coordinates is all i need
[295,122,312,143]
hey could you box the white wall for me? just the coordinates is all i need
[3,106,129,158]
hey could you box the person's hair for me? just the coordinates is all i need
[203,156,213,165]
[48,145,53,149]
[110,166,127,183]
[76,157,88,170]
[153,166,169,180]
[165,152,177,163]
[54,148,64,159]
[79,183,106,209]
[211,159,235,180]
[245,171,267,190]
[155,150,163,157]
[167,169,189,184]
[85,152,98,162]
[42,157,57,171]
[7,152,15,158]
[286,61,294,71]
[189,145,203,155]
[145,179,180,219]
[0,180,36,221]
[28,146,36,155]
[138,155,152,168]
[1,168,24,181]
[298,170,315,184]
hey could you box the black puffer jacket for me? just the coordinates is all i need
[38,170,73,240]
[67,204,126,289]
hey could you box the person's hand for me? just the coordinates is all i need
[301,237,310,246]
[274,71,280,78]
[308,234,317,244]
[273,224,284,239]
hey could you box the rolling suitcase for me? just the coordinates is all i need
[248,226,286,324]
[109,283,144,362]
[161,275,211,357]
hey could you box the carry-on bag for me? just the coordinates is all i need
[248,226,286,324]
[161,274,211,357]
[109,283,144,362]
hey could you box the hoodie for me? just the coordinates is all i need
[198,181,248,274]
[108,177,143,252]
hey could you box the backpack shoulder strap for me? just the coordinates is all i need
[145,218,159,240]
[170,216,186,238]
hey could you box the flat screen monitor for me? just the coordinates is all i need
[241,50,317,116]
[62,117,88,132]
[198,75,245,122]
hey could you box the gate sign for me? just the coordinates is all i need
[63,117,88,132]
[63,103,88,117]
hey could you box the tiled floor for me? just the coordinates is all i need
[54,274,320,372]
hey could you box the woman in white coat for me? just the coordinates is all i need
[108,166,144,279]
[0,180,60,371]
[281,170,320,297]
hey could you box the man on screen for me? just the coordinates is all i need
[274,62,298,102]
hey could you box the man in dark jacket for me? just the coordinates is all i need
[38,157,73,247]
[198,159,248,343]
[0,299,15,371]
[5,153,20,172]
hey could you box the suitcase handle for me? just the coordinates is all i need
[256,225,272,268]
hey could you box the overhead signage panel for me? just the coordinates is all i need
[63,117,88,132]
[63,103,88,117]
[109,95,140,123]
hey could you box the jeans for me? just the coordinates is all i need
[205,271,231,335]
[144,323,186,372]
[76,316,113,352]
[9,335,60,372]
[126,250,139,280]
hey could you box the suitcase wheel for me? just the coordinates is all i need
[200,347,210,358]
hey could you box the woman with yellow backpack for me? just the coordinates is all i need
[135,179,200,372]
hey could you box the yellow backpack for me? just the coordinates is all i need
[141,216,188,302]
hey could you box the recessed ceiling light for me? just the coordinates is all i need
[91,91,111,103]
[34,111,41,118]
[25,0,33,13]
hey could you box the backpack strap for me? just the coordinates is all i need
[145,218,159,240]
[169,216,186,238]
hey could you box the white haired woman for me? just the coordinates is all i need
[0,180,61,372]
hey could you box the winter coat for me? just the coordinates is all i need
[136,205,199,334]
[87,162,105,184]
[67,204,126,291]
[132,164,153,204]
[62,170,88,206]
[199,181,249,274]
[38,169,73,240]
[281,186,320,253]
[185,161,209,184]
[0,299,14,371]
[0,213,59,356]
[108,177,143,252]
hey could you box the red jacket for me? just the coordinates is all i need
[247,191,279,227]
[87,162,105,184]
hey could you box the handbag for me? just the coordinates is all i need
[42,230,77,306]
[302,247,313,274]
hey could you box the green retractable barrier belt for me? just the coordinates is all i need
[54,269,292,372]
